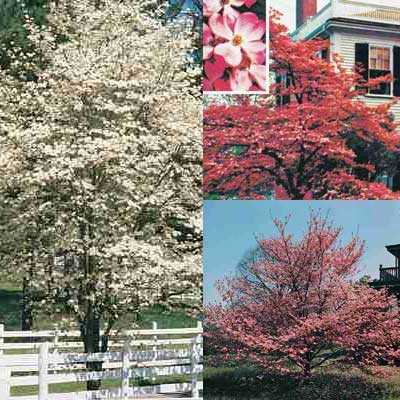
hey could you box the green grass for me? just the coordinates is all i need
[0,276,201,396]
[11,372,201,395]
[0,285,198,331]
[204,365,400,400]
[0,288,23,329]
[125,304,199,330]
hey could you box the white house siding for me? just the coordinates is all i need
[292,1,400,121]
[331,30,400,121]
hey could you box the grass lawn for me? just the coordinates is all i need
[0,275,201,396]
[204,365,400,400]
[0,273,200,331]
[11,373,200,395]
[0,287,23,329]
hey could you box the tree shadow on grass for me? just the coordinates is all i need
[0,289,22,330]
[204,367,400,400]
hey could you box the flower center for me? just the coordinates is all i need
[223,0,230,4]
[232,34,243,46]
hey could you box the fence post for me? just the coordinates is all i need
[38,342,49,400]
[0,367,10,400]
[121,342,130,399]
[191,322,202,399]
[152,321,157,383]
[53,325,59,355]
[0,324,9,400]
[190,338,199,399]
[0,324,4,356]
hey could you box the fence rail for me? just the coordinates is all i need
[0,322,203,400]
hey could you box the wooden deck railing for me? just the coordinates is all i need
[379,266,400,281]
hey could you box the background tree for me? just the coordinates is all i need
[0,0,50,75]
[236,243,265,278]
[0,0,201,390]
[205,212,400,378]
[203,11,400,199]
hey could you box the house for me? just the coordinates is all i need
[370,243,400,298]
[291,0,400,190]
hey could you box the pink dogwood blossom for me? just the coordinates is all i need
[204,54,227,83]
[210,12,265,67]
[203,23,214,60]
[202,0,267,91]
[214,79,231,91]
[203,78,213,91]
[203,0,257,18]
[230,64,266,90]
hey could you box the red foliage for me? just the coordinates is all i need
[204,213,400,378]
[203,11,400,199]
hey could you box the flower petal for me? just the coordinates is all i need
[223,4,240,20]
[203,45,214,60]
[249,64,267,90]
[204,55,228,82]
[203,78,213,91]
[214,79,232,91]
[244,0,257,7]
[245,49,266,64]
[209,13,233,40]
[235,13,265,41]
[242,41,265,63]
[230,69,252,91]
[214,42,242,67]
[230,0,245,6]
[203,23,212,45]
[203,0,222,17]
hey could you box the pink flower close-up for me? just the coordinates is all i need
[203,23,214,60]
[213,78,232,91]
[203,0,223,17]
[209,12,266,67]
[243,0,257,6]
[203,0,257,18]
[229,64,266,91]
[202,0,267,91]
[204,55,228,83]
[203,77,213,91]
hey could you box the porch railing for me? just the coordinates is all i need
[379,266,400,281]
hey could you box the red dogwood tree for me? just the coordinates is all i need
[205,213,400,378]
[203,11,400,199]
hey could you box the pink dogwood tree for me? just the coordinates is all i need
[205,212,400,378]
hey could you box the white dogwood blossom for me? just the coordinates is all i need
[0,0,201,334]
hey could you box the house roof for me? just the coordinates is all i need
[351,8,400,25]
[386,244,400,257]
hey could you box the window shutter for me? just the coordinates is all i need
[393,46,400,97]
[355,43,369,83]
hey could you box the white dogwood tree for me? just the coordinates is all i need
[0,0,201,389]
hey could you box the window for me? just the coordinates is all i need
[276,74,291,106]
[369,46,391,95]
[355,43,400,97]
[316,48,329,60]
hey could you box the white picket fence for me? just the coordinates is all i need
[0,322,203,400]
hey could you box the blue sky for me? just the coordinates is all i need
[204,201,400,303]
[271,0,330,31]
